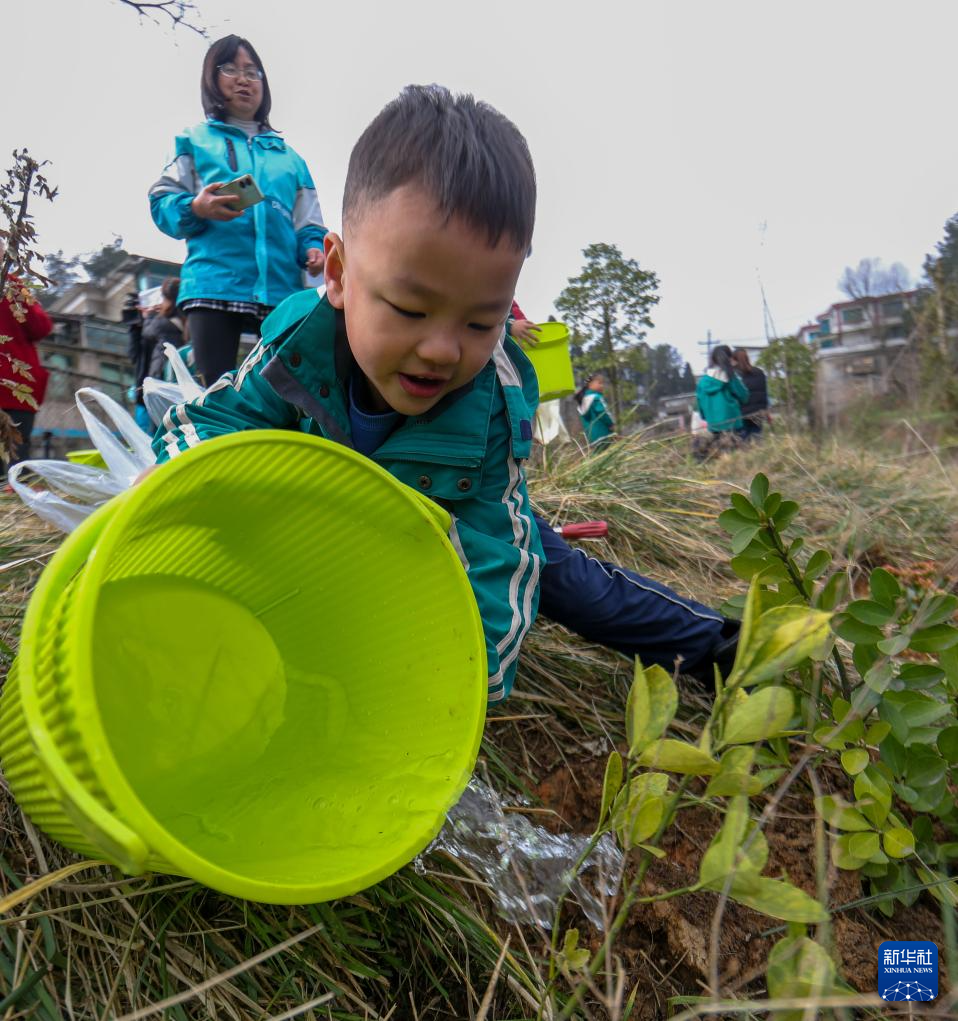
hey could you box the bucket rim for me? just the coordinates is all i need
[522,322,569,349]
[56,430,488,901]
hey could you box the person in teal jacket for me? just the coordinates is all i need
[148,87,738,703]
[696,345,749,435]
[576,373,615,446]
[149,35,327,388]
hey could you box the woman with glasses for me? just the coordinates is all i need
[149,35,327,387]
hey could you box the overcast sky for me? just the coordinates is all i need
[5,0,957,368]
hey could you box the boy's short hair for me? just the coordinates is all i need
[343,85,536,252]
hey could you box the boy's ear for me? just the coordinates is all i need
[323,232,345,309]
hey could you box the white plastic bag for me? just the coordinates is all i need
[11,388,160,533]
[11,344,201,532]
[142,343,202,426]
[533,401,570,445]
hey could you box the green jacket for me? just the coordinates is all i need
[577,390,614,445]
[696,370,749,432]
[153,287,543,702]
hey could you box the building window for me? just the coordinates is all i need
[882,299,904,318]
[99,361,132,402]
[45,353,77,400]
[846,356,878,376]
[842,307,865,325]
[887,323,906,339]
[818,318,831,335]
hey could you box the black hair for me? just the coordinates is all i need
[343,84,535,251]
[710,344,736,378]
[574,372,604,405]
[201,35,273,130]
[160,277,180,317]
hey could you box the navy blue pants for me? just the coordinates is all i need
[534,513,724,673]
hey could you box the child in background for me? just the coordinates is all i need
[575,372,615,447]
[150,85,735,702]
[696,344,748,436]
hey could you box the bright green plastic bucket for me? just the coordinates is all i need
[523,322,575,401]
[0,431,487,903]
[66,449,108,469]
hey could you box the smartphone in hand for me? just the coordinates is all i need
[216,175,264,210]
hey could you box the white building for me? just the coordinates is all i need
[796,290,918,425]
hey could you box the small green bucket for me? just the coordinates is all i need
[523,322,575,400]
[65,449,108,469]
[0,431,487,903]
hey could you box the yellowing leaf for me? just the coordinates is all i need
[732,576,763,675]
[719,873,825,922]
[848,831,880,860]
[817,796,873,832]
[727,874,829,923]
[853,768,892,829]
[598,750,622,826]
[626,661,677,756]
[611,773,669,849]
[699,795,750,887]
[832,833,869,870]
[625,795,664,846]
[883,827,915,859]
[636,739,718,775]
[916,866,958,908]
[722,686,794,745]
[704,746,761,796]
[731,604,834,687]
[767,935,844,1019]
[840,748,869,776]
[559,928,590,970]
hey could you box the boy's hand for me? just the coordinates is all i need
[134,464,160,485]
[305,248,325,276]
[191,183,244,221]
[510,319,541,347]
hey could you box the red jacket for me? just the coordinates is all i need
[510,299,528,322]
[0,281,52,411]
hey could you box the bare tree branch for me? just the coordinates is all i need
[115,0,207,37]
[838,256,911,300]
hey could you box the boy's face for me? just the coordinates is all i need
[324,184,525,416]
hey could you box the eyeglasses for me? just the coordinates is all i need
[217,63,264,82]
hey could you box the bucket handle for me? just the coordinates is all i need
[17,501,150,875]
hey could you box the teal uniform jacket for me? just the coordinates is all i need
[149,120,327,307]
[696,370,749,432]
[577,390,614,445]
[153,287,544,703]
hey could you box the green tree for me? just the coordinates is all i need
[556,242,660,421]
[756,335,815,421]
[38,249,82,305]
[646,343,687,403]
[680,361,695,392]
[38,239,132,307]
[83,237,130,284]
[912,212,958,411]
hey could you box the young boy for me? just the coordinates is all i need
[152,85,735,702]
